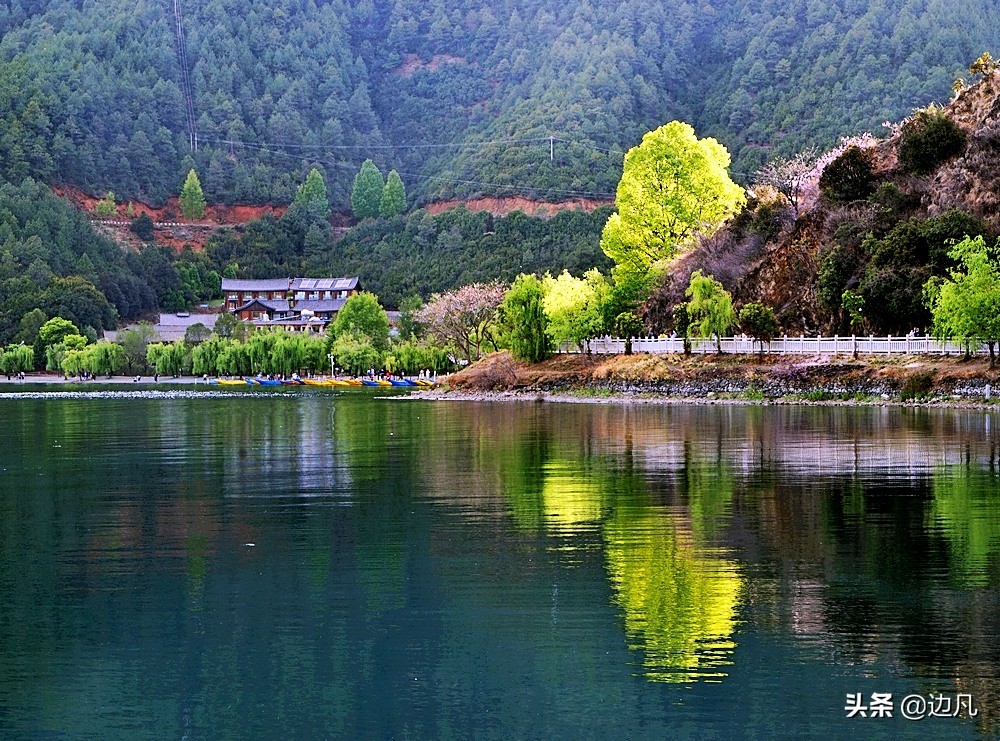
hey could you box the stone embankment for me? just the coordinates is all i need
[430,351,1000,406]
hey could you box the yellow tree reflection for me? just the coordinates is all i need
[604,506,741,682]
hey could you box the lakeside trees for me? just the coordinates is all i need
[925,235,1000,366]
[600,122,745,283]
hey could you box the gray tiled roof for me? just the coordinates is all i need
[223,276,360,292]
[234,298,346,314]
[221,278,290,291]
[292,277,358,291]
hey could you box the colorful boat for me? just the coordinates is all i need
[304,379,332,386]
[389,379,411,387]
[415,379,435,387]
[329,380,352,387]
[256,379,282,386]
[360,379,380,387]
[216,378,250,386]
[281,379,305,386]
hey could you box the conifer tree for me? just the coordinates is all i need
[379,169,407,217]
[351,159,384,220]
[294,167,330,216]
[179,169,206,219]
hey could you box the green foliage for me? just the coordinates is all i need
[900,370,935,400]
[351,160,384,220]
[294,168,330,217]
[0,180,161,342]
[738,302,779,354]
[860,210,992,333]
[179,169,206,220]
[116,323,157,374]
[672,304,692,355]
[541,269,610,351]
[685,271,735,352]
[898,107,966,175]
[130,212,155,242]
[380,170,407,218]
[397,295,423,340]
[614,312,643,354]
[817,245,854,316]
[819,146,876,203]
[0,0,996,205]
[94,192,116,216]
[600,121,745,282]
[502,274,551,362]
[385,339,450,374]
[842,290,865,333]
[969,51,998,77]
[184,323,212,345]
[146,341,191,376]
[0,344,34,376]
[330,332,383,375]
[38,317,79,348]
[330,292,390,352]
[925,235,1000,365]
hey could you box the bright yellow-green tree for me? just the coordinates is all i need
[924,235,1000,366]
[686,270,736,353]
[541,268,611,351]
[601,121,745,282]
[179,169,206,219]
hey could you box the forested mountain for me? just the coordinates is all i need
[2,0,999,209]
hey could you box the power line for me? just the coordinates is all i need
[199,136,558,151]
[231,141,618,199]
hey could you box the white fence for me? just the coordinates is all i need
[568,335,983,356]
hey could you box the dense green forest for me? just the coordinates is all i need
[207,206,612,306]
[2,0,999,208]
[0,178,204,343]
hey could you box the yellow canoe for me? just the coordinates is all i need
[217,378,249,386]
[329,380,351,387]
[303,379,332,386]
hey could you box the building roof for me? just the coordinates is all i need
[292,276,359,291]
[233,298,347,314]
[235,298,288,313]
[222,276,360,293]
[222,278,291,292]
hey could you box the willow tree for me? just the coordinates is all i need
[502,274,551,362]
[686,271,735,353]
[600,121,745,282]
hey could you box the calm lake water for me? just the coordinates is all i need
[1,390,999,738]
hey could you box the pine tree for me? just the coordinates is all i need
[179,169,206,220]
[351,159,384,220]
[379,169,407,217]
[294,167,330,216]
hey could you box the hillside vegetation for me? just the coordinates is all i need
[2,0,999,208]
[646,66,1000,337]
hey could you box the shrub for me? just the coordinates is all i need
[130,213,155,242]
[898,107,966,175]
[900,370,935,400]
[819,146,876,203]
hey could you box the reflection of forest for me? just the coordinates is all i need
[414,402,1000,709]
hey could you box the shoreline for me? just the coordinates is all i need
[412,387,1000,411]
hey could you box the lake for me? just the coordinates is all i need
[1,390,997,738]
